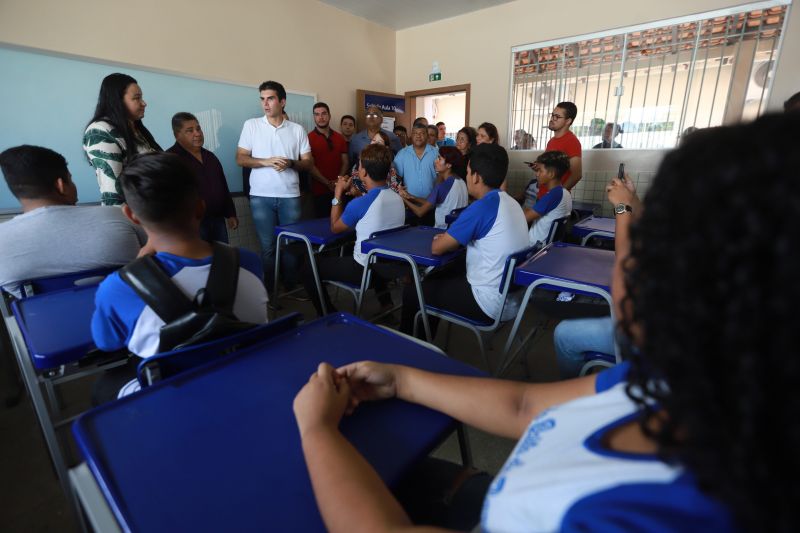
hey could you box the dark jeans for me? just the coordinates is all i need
[301,255,401,317]
[200,216,229,244]
[399,261,491,337]
[394,457,492,530]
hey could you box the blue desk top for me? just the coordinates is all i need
[361,226,463,267]
[73,312,484,533]
[12,285,98,370]
[275,217,354,245]
[571,215,616,238]
[514,242,614,291]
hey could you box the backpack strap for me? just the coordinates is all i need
[203,242,240,312]
[119,255,194,323]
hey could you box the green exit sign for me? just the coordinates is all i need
[429,72,442,82]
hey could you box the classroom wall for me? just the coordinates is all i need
[395,0,798,146]
[0,0,396,126]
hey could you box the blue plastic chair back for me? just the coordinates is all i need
[445,207,467,226]
[546,216,570,245]
[498,244,542,294]
[137,312,302,387]
[369,224,410,239]
[20,266,118,298]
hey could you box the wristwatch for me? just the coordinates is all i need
[614,203,632,215]
[331,197,341,206]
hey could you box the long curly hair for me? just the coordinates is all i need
[621,112,800,531]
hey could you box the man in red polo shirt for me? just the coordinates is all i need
[308,102,349,217]
[537,101,582,199]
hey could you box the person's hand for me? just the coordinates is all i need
[272,158,292,172]
[293,362,351,438]
[398,185,410,199]
[606,177,636,206]
[335,175,352,197]
[620,173,637,194]
[226,217,239,230]
[337,361,399,414]
[326,180,337,193]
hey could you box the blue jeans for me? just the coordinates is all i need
[249,195,301,289]
[553,316,615,379]
[199,216,229,244]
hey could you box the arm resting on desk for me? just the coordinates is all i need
[431,233,460,255]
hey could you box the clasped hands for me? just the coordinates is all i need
[293,361,397,438]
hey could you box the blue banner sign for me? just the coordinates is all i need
[364,94,405,114]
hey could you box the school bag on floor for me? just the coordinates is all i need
[119,242,256,352]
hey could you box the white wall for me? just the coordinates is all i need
[0,0,396,125]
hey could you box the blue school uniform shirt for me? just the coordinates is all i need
[529,185,572,245]
[481,362,735,532]
[446,189,529,320]
[91,249,268,357]
[436,137,456,147]
[426,176,468,228]
[341,185,405,266]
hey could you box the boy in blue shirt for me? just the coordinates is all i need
[525,150,573,245]
[300,144,405,316]
[399,143,529,335]
[91,153,268,399]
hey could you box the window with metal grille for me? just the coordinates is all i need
[509,1,789,150]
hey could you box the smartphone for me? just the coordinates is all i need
[618,163,626,181]
[352,177,367,194]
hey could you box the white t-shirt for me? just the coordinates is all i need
[529,186,572,245]
[341,186,406,267]
[237,117,311,198]
[446,190,529,320]
[426,176,469,229]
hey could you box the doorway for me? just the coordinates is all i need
[404,84,471,143]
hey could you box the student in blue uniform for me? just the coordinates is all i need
[525,150,573,245]
[291,113,799,531]
[399,146,468,229]
[91,153,268,398]
[396,143,529,335]
[300,143,405,317]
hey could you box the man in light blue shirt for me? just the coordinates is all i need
[436,121,456,147]
[393,124,438,199]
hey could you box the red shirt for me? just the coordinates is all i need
[308,128,348,196]
[539,130,582,198]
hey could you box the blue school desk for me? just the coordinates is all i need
[273,217,354,314]
[571,215,616,245]
[71,312,484,533]
[360,226,464,341]
[571,201,601,221]
[4,281,126,520]
[498,242,617,376]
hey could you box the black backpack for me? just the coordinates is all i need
[119,242,257,353]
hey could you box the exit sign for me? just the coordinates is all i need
[429,72,442,82]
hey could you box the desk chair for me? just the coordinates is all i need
[325,225,409,316]
[445,206,467,227]
[412,244,541,374]
[1,267,126,525]
[579,351,619,376]
[138,313,302,387]
[546,216,570,244]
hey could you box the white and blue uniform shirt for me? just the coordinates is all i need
[91,250,268,358]
[426,176,469,229]
[342,186,405,267]
[529,185,572,245]
[481,362,734,532]
[447,190,529,320]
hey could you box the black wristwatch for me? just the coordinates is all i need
[614,203,632,215]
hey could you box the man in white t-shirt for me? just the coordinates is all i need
[236,80,313,291]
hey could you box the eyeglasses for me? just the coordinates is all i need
[365,113,380,118]
[550,113,565,120]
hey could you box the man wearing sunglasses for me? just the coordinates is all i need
[535,102,583,199]
[308,102,349,217]
[348,105,402,169]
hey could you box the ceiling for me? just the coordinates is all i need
[318,0,517,30]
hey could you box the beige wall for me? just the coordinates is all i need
[0,0,396,124]
[396,0,798,146]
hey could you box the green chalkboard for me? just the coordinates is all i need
[0,44,316,210]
